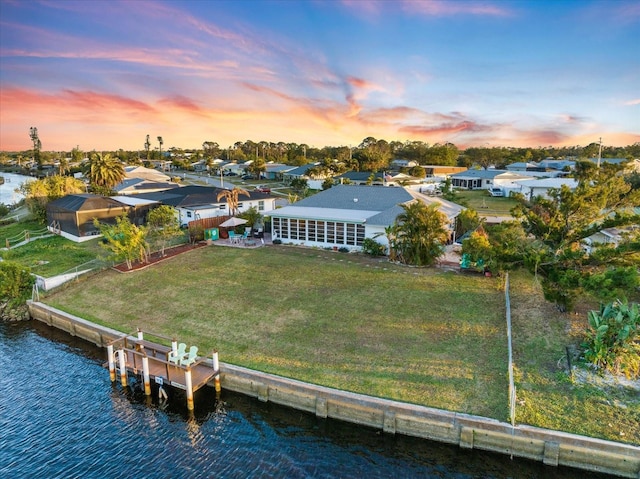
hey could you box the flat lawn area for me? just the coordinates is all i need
[1,234,105,277]
[455,190,518,216]
[46,245,509,420]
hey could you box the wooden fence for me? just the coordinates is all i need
[187,216,232,239]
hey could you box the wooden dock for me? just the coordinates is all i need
[106,330,221,409]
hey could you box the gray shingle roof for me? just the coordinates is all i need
[296,184,412,211]
[48,194,125,211]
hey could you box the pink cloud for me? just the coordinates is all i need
[341,0,512,18]
[0,87,156,126]
[401,0,513,17]
[400,120,489,137]
[157,95,208,116]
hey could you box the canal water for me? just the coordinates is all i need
[0,172,33,205]
[0,320,612,479]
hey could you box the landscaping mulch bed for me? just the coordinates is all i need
[113,242,207,273]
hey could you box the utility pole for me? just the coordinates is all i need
[597,137,602,168]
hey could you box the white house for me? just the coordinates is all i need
[450,170,533,190]
[114,166,179,195]
[136,185,277,227]
[267,184,462,252]
[514,178,578,200]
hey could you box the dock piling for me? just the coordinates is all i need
[212,350,221,394]
[117,349,127,387]
[107,344,116,382]
[142,355,151,396]
[185,369,194,411]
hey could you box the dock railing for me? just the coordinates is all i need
[106,329,220,411]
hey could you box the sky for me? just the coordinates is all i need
[1,0,639,153]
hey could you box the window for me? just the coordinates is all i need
[346,223,356,245]
[290,219,298,239]
[187,211,192,218]
[258,200,264,211]
[335,222,345,244]
[356,224,365,246]
[298,220,306,241]
[219,204,226,210]
[327,222,335,243]
[316,221,325,242]
[307,220,316,241]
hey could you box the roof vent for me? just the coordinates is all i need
[353,198,358,202]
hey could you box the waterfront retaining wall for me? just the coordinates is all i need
[27,301,640,479]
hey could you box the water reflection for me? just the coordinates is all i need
[0,320,612,479]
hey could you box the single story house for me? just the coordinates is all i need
[537,158,575,171]
[267,184,462,252]
[450,170,533,190]
[114,166,178,195]
[513,178,578,200]
[136,185,276,227]
[264,163,295,180]
[390,158,418,169]
[113,177,180,195]
[336,171,411,186]
[505,162,539,172]
[46,194,158,242]
[282,163,320,184]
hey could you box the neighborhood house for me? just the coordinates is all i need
[268,184,462,252]
[46,194,158,242]
[136,185,277,227]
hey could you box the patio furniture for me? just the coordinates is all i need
[180,346,199,367]
[168,343,187,365]
[228,231,237,244]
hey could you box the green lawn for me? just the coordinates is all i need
[1,235,105,277]
[46,246,509,420]
[455,189,518,216]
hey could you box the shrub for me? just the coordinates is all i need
[0,261,35,307]
[361,238,386,256]
[272,239,282,245]
[338,247,350,253]
[0,203,10,217]
[582,300,640,379]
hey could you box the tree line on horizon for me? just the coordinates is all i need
[2,136,640,174]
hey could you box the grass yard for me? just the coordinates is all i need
[1,233,106,277]
[46,245,510,420]
[455,190,518,216]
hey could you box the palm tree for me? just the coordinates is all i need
[393,201,449,266]
[217,186,249,216]
[84,152,125,194]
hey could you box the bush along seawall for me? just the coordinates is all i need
[24,301,640,479]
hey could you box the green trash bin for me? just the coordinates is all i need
[204,228,219,240]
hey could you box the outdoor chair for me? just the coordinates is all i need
[168,343,187,365]
[180,346,199,367]
[228,231,236,244]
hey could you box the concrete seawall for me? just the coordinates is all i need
[27,301,640,479]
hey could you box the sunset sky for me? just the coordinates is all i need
[1,0,638,153]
